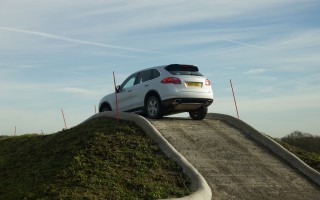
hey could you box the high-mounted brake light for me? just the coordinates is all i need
[161,77,181,84]
[205,79,211,86]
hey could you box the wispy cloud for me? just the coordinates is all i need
[0,26,167,55]
[275,29,320,50]
[55,87,98,97]
[89,51,141,58]
[243,68,267,75]
[222,39,270,51]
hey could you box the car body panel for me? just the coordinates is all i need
[99,64,214,117]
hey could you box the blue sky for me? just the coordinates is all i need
[0,0,319,137]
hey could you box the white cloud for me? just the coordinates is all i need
[243,68,267,75]
[55,87,98,97]
[89,51,141,58]
[0,26,166,54]
[1,0,303,37]
[275,29,320,50]
[222,39,270,50]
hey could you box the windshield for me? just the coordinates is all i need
[164,64,202,76]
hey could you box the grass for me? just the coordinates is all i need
[0,117,192,200]
[276,131,320,172]
[277,140,320,173]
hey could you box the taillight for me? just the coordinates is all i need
[161,77,181,84]
[205,79,211,86]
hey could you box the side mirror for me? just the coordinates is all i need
[116,85,121,93]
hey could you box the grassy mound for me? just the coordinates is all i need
[278,141,320,172]
[0,117,192,199]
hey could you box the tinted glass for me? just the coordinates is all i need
[165,64,202,76]
[136,69,160,84]
[150,69,160,79]
[138,70,151,83]
[121,73,137,89]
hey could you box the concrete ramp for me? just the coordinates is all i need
[149,114,320,200]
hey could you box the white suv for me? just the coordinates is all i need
[99,64,214,120]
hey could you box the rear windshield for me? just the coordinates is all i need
[164,64,202,76]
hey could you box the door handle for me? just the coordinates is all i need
[128,89,132,92]
[144,84,149,87]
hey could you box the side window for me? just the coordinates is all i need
[121,73,137,89]
[137,70,152,84]
[150,69,160,80]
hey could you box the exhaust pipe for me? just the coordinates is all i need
[173,99,182,104]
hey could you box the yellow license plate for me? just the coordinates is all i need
[186,82,201,87]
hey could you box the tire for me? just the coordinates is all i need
[189,106,208,120]
[145,95,163,119]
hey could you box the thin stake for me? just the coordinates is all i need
[14,126,16,136]
[61,109,67,129]
[113,71,119,120]
[94,105,97,114]
[230,79,240,119]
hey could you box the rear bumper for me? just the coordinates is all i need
[162,98,213,112]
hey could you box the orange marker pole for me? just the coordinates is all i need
[230,79,240,119]
[61,109,67,129]
[113,71,119,120]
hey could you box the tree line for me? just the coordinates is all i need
[281,130,320,153]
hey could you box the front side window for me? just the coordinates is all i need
[121,73,137,89]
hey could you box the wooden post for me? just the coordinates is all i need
[61,109,67,129]
[113,71,119,120]
[230,79,240,119]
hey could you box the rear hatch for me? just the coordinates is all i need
[164,64,212,93]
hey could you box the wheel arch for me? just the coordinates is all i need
[144,90,161,106]
[99,102,112,112]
